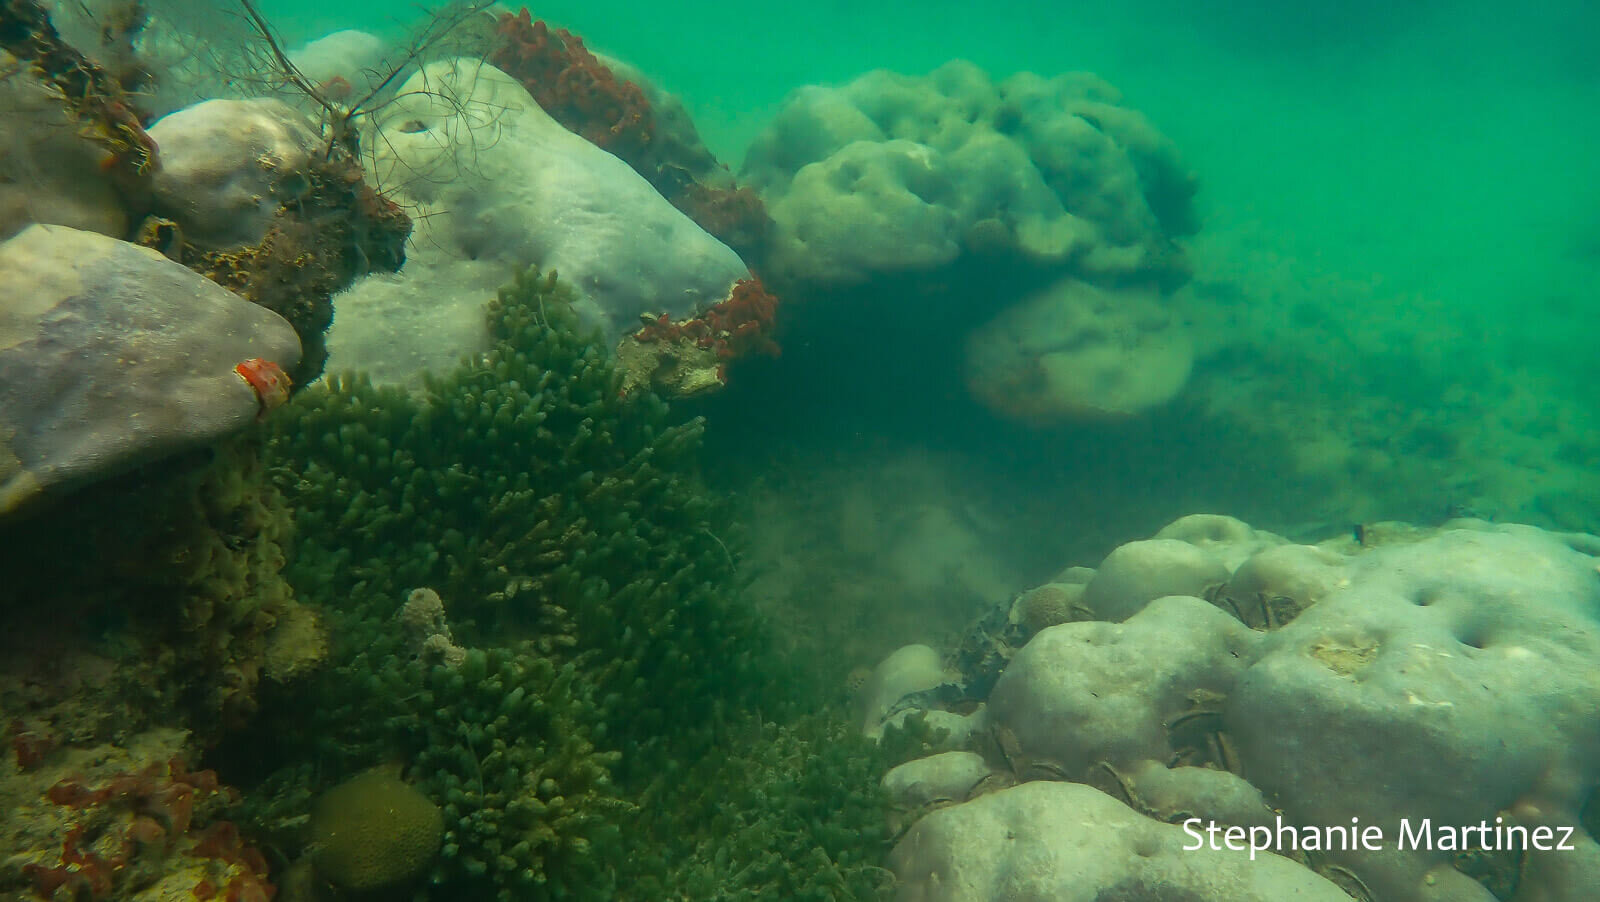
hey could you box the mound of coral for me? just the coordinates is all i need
[964,275,1194,422]
[487,8,773,261]
[743,60,1196,289]
[732,59,1200,425]
[871,514,1600,901]
[326,56,775,397]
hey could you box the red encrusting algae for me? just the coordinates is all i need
[486,9,773,259]
[489,9,655,161]
[26,758,273,900]
[634,278,781,362]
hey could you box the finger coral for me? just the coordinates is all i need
[244,266,779,898]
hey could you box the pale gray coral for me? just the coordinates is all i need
[885,517,1600,901]
[146,98,325,250]
[325,58,751,386]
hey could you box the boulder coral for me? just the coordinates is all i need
[486,9,773,260]
[328,58,764,396]
[877,515,1600,900]
[0,223,301,518]
[742,60,1196,288]
[309,766,444,890]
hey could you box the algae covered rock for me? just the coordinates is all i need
[0,223,301,518]
[142,96,410,384]
[310,766,443,890]
[0,55,128,241]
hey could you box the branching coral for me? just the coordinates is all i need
[388,648,629,899]
[234,266,787,896]
[626,710,899,900]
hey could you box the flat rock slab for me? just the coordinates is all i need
[0,224,301,517]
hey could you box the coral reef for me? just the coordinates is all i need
[873,515,1600,900]
[0,6,407,386]
[230,267,818,897]
[742,61,1196,290]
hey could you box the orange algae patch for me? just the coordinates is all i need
[234,358,292,416]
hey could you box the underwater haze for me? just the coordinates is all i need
[2,0,1598,898]
[261,0,1600,346]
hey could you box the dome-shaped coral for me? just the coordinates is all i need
[309,766,443,890]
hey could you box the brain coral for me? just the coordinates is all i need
[741,60,1196,287]
[310,766,444,890]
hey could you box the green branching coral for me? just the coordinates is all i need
[624,710,897,901]
[380,647,630,899]
[239,266,795,897]
[269,267,774,764]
